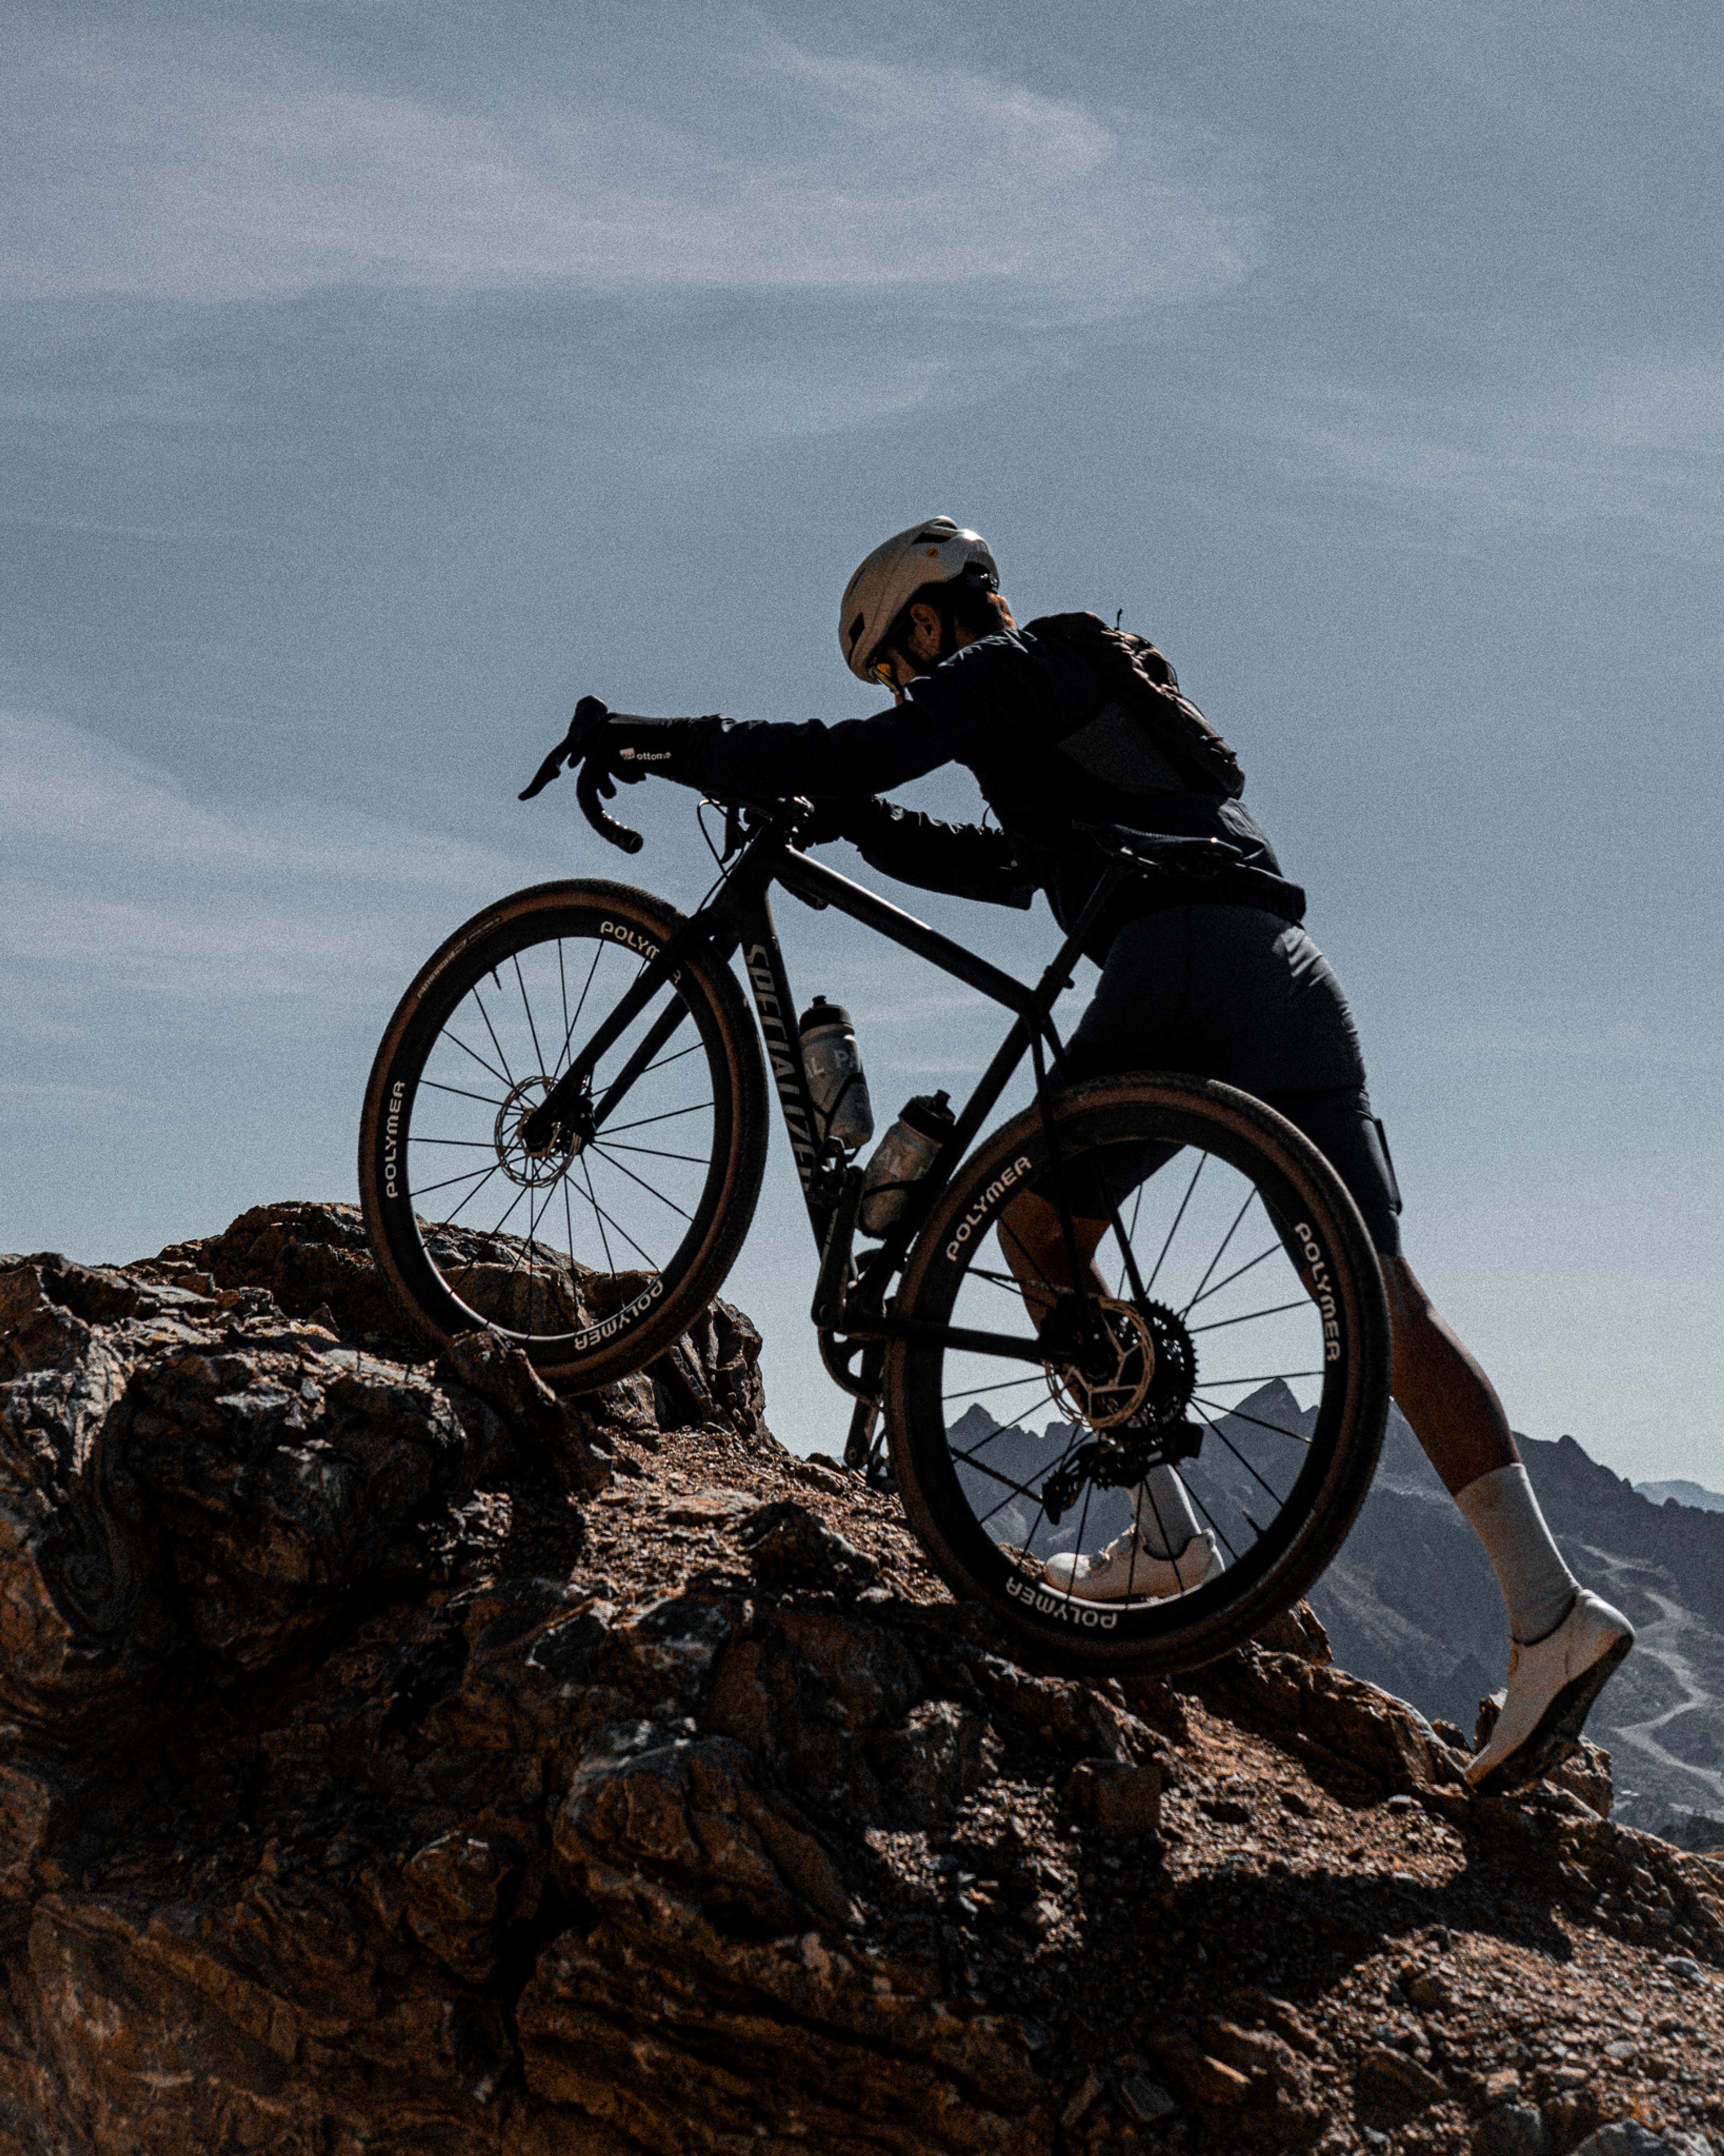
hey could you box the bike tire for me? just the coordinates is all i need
[884,1074,1390,1675]
[359,879,768,1388]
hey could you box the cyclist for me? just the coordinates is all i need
[578,516,1632,1794]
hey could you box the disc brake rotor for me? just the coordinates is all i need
[1045,1296,1157,1431]
[494,1076,583,1190]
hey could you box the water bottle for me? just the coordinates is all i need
[798,996,875,1153]
[859,1090,956,1236]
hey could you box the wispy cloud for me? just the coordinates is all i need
[0,710,515,1001]
[1241,353,1724,552]
[2,17,1255,314]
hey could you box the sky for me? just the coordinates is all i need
[4,0,1722,1484]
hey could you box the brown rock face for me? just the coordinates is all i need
[3,1203,1724,2156]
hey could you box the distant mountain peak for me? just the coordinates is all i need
[1636,1477,1724,1515]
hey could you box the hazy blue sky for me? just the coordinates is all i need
[5,0,1722,1481]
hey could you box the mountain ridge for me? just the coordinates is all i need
[1307,1412,1724,1848]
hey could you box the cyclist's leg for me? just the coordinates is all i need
[1056,913,1581,1638]
[1002,909,1298,1586]
[1274,1082,1632,1783]
[1268,1085,1520,1493]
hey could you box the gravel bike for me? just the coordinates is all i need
[359,705,1391,1671]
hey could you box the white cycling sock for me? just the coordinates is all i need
[1454,1463,1578,1645]
[1134,1466,1204,1558]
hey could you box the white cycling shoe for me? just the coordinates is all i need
[1042,1527,1223,1602]
[1466,1587,1636,1794]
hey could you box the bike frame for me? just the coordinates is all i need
[519,798,1139,1396]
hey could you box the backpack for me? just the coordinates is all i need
[1028,611,1246,801]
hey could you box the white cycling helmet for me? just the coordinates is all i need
[839,516,1000,684]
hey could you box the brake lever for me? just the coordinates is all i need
[518,694,612,801]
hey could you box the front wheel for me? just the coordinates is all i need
[884,1075,1391,1674]
[359,880,768,1388]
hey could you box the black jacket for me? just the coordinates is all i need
[683,617,1302,955]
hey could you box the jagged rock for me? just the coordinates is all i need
[1551,1733,1616,1817]
[439,1327,611,1493]
[1571,2128,1701,2156]
[1061,1757,1162,1836]
[1477,2105,1551,2155]
[4,1202,1724,2154]
[1357,2038,1451,2117]
[738,1497,880,1593]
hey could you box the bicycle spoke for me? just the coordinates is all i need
[1180,1188,1258,1315]
[558,938,572,1064]
[410,1136,494,1149]
[513,953,549,1076]
[954,1382,1060,1446]
[599,1140,711,1166]
[422,1077,507,1109]
[589,1144,695,1223]
[563,1173,580,1283]
[1183,1239,1281,1314]
[1191,1393,1315,1447]
[471,985,517,1090]
[947,1445,1050,1505]
[600,1101,714,1136]
[444,1028,511,1091]
[1188,1297,1308,1336]
[436,1160,507,1227]
[1114,1179,1148,1299]
[644,1039,705,1076]
[559,941,603,1069]
[438,1184,533,1283]
[569,1170,659,1271]
[1053,1477,1097,1615]
[942,1371,1054,1405]
[1145,1151,1205,1296]
[1179,1474,1242,1566]
[1193,1402,1293,1507]
[578,1155,617,1279]
[409,1160,501,1199]
[1196,1370,1326,1387]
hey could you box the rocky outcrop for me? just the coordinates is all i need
[2,1204,1724,2155]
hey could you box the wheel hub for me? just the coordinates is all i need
[1039,1294,1199,1446]
[495,1076,584,1189]
[1043,1296,1157,1430]
[1038,1296,1203,1522]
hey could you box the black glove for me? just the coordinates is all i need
[799,796,893,845]
[587,715,720,789]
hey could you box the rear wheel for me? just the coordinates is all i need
[359,880,767,1387]
[884,1075,1390,1673]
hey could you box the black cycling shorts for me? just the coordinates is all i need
[1058,905,1404,1257]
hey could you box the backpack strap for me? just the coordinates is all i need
[1028,611,1246,801]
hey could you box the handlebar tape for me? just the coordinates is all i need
[576,758,645,854]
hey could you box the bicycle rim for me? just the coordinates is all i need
[885,1075,1390,1673]
[359,880,766,1384]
